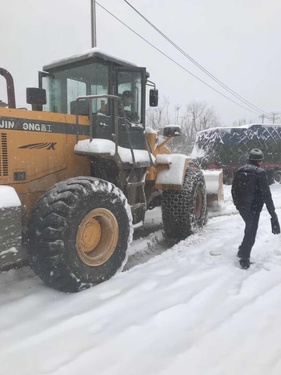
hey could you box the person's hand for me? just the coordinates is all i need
[271,216,280,234]
[125,110,139,123]
[131,112,140,122]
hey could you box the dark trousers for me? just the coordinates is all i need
[238,209,261,259]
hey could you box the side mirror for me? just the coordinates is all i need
[149,89,158,107]
[163,125,182,137]
[26,87,46,111]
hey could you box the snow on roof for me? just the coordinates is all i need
[0,186,21,208]
[196,123,281,135]
[191,143,207,159]
[43,47,138,71]
[74,139,155,164]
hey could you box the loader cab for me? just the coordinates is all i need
[39,49,156,149]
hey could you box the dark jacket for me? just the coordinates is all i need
[231,163,275,215]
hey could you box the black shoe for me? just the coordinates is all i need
[239,258,250,270]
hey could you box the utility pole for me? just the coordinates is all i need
[271,112,280,124]
[268,111,281,124]
[259,114,265,124]
[175,105,180,124]
[91,0,97,47]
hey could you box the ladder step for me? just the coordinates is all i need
[131,202,146,210]
[126,181,145,187]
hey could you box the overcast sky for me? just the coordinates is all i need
[1,0,281,125]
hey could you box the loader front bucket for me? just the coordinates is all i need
[0,187,26,271]
[203,169,224,207]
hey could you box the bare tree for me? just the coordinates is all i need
[176,101,221,154]
[146,98,221,155]
[146,97,171,130]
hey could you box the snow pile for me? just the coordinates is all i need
[0,186,21,208]
[1,185,281,374]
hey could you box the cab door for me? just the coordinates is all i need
[115,67,147,150]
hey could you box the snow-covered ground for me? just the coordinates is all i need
[1,185,281,375]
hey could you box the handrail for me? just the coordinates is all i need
[75,94,120,142]
[123,120,136,165]
[75,94,153,167]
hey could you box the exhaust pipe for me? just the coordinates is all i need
[0,68,16,109]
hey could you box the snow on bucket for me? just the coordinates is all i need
[203,169,224,206]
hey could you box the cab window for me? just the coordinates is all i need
[117,71,142,124]
[42,62,109,115]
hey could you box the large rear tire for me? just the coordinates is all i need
[26,177,133,292]
[161,167,207,240]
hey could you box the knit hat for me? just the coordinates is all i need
[248,148,264,161]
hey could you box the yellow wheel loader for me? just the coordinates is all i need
[0,49,208,292]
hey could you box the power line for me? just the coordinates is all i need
[96,2,262,116]
[124,0,272,117]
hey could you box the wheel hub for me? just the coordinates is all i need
[76,208,119,266]
[80,217,101,252]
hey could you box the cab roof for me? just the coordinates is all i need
[43,47,139,72]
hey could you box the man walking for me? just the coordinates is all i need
[231,148,280,269]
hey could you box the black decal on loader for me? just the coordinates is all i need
[19,142,57,150]
[46,143,56,150]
